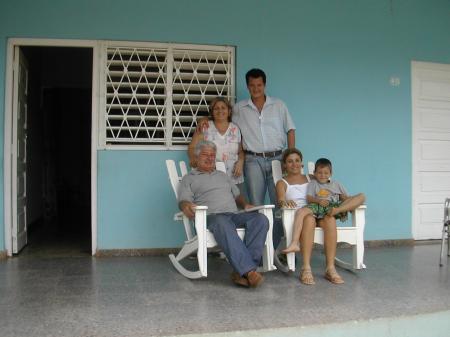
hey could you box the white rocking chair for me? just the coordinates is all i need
[272,160,366,272]
[166,160,276,279]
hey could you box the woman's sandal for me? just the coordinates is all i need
[324,268,345,284]
[300,268,315,285]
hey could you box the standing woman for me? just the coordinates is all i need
[188,97,245,189]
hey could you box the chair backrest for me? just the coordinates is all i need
[215,161,226,173]
[179,161,188,177]
[307,161,315,175]
[272,160,283,185]
[166,160,183,199]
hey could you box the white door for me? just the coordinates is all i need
[12,47,29,253]
[412,61,450,240]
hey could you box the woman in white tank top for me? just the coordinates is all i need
[280,176,310,208]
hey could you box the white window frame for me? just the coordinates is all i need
[98,40,235,150]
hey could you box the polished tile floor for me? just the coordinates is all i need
[1,244,449,337]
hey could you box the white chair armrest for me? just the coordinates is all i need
[280,207,296,242]
[351,204,366,228]
[279,207,296,271]
[175,206,208,219]
[239,204,275,213]
[251,205,276,271]
[194,205,208,210]
[193,205,208,276]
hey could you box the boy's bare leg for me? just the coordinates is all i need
[282,207,313,253]
[299,215,316,285]
[328,193,366,217]
[319,216,344,284]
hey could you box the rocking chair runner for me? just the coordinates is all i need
[272,160,367,272]
[166,160,276,279]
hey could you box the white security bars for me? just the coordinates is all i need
[102,42,235,149]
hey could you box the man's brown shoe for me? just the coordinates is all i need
[231,272,249,287]
[245,270,264,288]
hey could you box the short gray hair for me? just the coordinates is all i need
[194,140,217,156]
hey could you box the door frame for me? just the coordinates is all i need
[4,38,99,256]
[411,60,450,239]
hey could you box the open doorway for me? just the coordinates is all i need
[18,46,93,257]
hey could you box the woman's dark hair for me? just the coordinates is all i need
[245,68,266,85]
[282,148,303,164]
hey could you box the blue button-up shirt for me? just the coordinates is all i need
[232,96,296,153]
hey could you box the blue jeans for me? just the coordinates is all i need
[207,212,269,276]
[244,153,283,248]
[244,153,282,206]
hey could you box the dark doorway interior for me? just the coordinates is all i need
[20,46,93,257]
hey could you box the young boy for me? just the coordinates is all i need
[306,158,365,221]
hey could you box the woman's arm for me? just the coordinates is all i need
[232,142,245,177]
[187,131,204,167]
[195,117,210,133]
[287,129,296,149]
[276,180,296,208]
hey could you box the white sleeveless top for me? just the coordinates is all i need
[282,176,310,209]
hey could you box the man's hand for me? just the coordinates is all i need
[180,201,197,219]
[244,203,255,210]
[195,117,209,133]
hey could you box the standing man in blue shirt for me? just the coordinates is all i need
[233,68,296,207]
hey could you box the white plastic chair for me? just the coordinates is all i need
[166,160,276,279]
[272,160,366,272]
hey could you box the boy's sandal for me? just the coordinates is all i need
[300,268,315,285]
[324,268,344,284]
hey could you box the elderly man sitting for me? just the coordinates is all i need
[178,140,269,287]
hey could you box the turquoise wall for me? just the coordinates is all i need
[1,0,450,250]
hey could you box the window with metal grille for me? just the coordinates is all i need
[100,42,235,149]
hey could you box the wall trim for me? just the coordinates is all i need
[363,239,415,248]
[95,248,179,257]
[95,239,418,257]
[0,239,429,259]
[332,239,415,249]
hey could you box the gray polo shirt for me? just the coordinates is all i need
[178,169,240,214]
[306,180,348,203]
